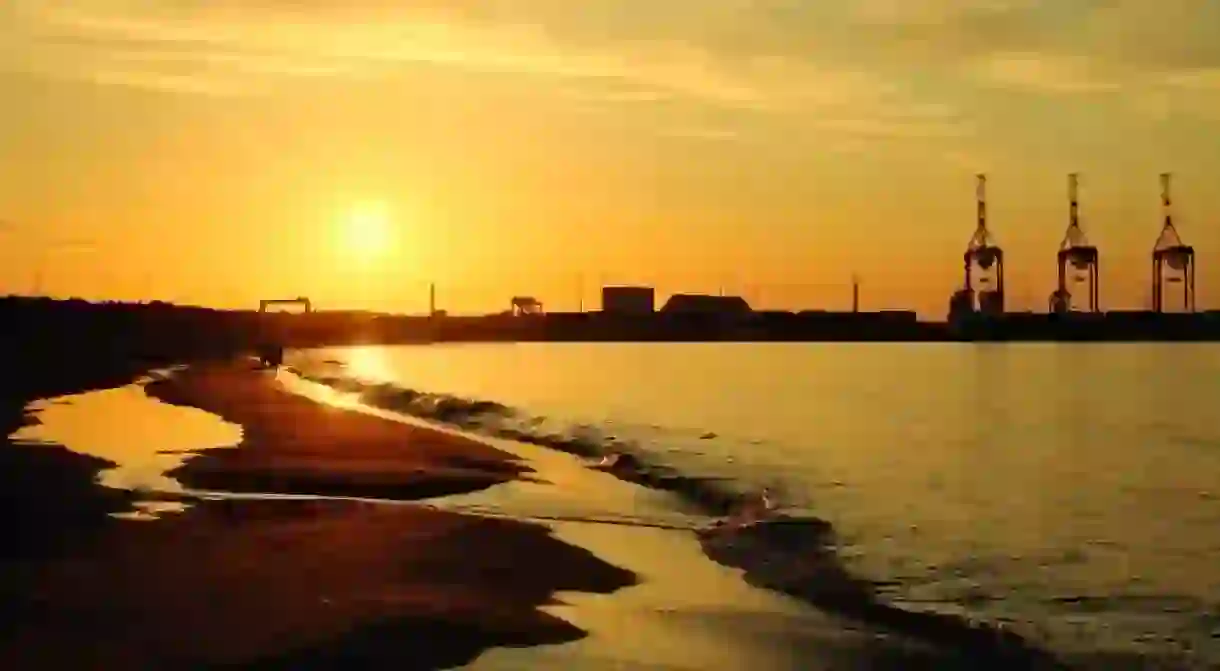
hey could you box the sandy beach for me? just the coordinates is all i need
[1,359,638,669]
[2,355,1078,670]
[145,361,532,500]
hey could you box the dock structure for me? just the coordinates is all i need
[1051,173,1100,314]
[259,297,312,313]
[944,172,1204,320]
[510,296,544,316]
[1152,173,1196,313]
[255,297,311,367]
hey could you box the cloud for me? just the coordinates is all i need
[849,0,1040,27]
[964,52,1220,121]
[88,69,247,97]
[0,4,845,106]
[0,1,971,142]
[1162,68,1220,91]
[970,52,1123,94]
[835,0,1220,125]
[15,0,1219,137]
[659,127,741,142]
[1149,69,1220,120]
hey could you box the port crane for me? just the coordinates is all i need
[1152,173,1195,313]
[1050,173,1100,314]
[949,174,1005,320]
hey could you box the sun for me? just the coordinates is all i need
[339,200,393,260]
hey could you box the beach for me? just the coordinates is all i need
[0,359,987,670]
[287,342,1220,669]
[0,357,1021,670]
[6,343,1214,669]
[0,359,637,668]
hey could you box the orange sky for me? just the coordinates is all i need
[2,1,1220,317]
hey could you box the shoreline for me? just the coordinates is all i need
[287,357,1068,668]
[284,368,1068,669]
[145,360,531,501]
[1,358,639,668]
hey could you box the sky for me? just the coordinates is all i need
[2,0,1220,317]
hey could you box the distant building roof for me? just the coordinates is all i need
[660,294,752,314]
[602,286,655,314]
[602,286,654,293]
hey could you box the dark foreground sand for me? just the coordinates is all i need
[0,360,637,669]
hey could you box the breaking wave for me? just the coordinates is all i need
[284,355,1066,667]
[284,358,754,513]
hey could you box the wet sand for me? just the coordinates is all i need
[2,499,635,669]
[1,369,148,562]
[145,360,532,500]
[0,433,136,560]
[1,360,639,668]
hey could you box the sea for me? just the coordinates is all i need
[287,342,1220,668]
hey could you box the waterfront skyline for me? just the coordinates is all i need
[3,1,1220,317]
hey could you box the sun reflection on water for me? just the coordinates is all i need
[345,345,397,383]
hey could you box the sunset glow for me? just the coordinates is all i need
[1,2,1220,315]
[339,201,394,263]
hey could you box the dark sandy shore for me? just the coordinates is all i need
[0,360,152,562]
[0,359,637,669]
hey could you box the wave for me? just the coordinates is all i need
[284,359,754,514]
[284,355,1064,668]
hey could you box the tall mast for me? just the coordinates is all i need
[976,173,987,232]
[1069,173,1079,229]
[1160,172,1173,229]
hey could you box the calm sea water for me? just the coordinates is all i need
[301,342,1220,665]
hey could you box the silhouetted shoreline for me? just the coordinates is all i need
[3,296,1219,362]
[0,299,639,668]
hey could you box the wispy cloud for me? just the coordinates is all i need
[970,52,1123,94]
[835,0,1220,124]
[88,69,248,97]
[0,1,970,140]
[658,127,741,143]
[10,0,1219,137]
[1162,68,1220,91]
[3,5,840,106]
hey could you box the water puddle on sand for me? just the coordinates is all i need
[9,381,242,519]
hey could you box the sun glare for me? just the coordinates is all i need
[340,200,393,260]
